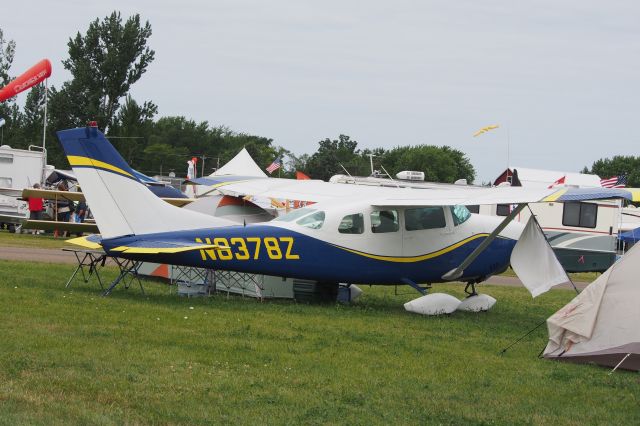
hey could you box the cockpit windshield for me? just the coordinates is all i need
[273,208,317,222]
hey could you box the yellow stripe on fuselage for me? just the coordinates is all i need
[542,189,567,202]
[67,155,134,179]
[331,233,499,263]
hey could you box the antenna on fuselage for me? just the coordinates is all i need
[339,164,353,178]
[380,165,400,189]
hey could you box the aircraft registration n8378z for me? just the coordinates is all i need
[57,125,640,313]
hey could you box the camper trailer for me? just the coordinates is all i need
[0,144,50,232]
[468,200,620,272]
[485,167,621,272]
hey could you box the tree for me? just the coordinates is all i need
[305,135,367,180]
[379,145,476,183]
[108,95,157,164]
[584,156,640,187]
[50,11,155,132]
[17,83,47,149]
[0,28,20,147]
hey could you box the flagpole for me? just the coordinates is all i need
[41,78,48,184]
[506,122,510,171]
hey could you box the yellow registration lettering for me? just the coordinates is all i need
[199,237,217,260]
[231,237,250,260]
[214,237,233,260]
[247,237,261,259]
[279,237,300,260]
[263,237,283,260]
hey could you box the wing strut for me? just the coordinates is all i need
[441,203,527,281]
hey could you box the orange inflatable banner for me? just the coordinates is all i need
[0,59,52,102]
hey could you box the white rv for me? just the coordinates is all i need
[486,167,622,272]
[0,144,51,231]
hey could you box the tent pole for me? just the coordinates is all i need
[608,353,631,375]
[498,318,547,355]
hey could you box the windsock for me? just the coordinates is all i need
[473,124,499,137]
[0,59,52,102]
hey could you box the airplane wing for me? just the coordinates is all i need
[373,187,640,206]
[22,188,86,201]
[23,220,100,233]
[21,188,196,207]
[199,176,640,206]
[0,186,23,198]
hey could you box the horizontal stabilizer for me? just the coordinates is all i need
[110,240,226,255]
[65,234,103,250]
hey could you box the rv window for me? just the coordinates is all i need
[496,204,511,216]
[405,207,446,231]
[371,210,399,233]
[562,202,597,228]
[466,205,480,214]
[338,213,364,234]
[296,211,325,229]
[450,205,471,226]
[0,177,11,187]
[0,154,13,164]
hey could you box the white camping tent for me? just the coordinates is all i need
[543,244,640,371]
[211,147,267,177]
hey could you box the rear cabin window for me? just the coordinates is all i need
[371,210,399,233]
[496,204,511,216]
[405,207,446,231]
[338,213,364,234]
[296,211,326,229]
[466,205,480,214]
[562,202,597,228]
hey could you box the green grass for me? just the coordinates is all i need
[0,229,72,250]
[500,267,599,284]
[0,259,637,425]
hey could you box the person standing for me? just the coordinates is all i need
[27,183,45,234]
[54,183,72,238]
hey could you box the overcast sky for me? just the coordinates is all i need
[3,1,638,182]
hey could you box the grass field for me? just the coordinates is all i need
[0,258,638,425]
[0,229,70,250]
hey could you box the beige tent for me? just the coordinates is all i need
[543,244,640,371]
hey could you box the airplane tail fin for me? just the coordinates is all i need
[56,126,229,239]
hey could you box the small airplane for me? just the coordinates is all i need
[58,125,640,312]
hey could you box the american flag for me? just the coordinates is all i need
[266,157,282,174]
[600,175,627,188]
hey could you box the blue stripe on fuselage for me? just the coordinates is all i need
[101,225,516,284]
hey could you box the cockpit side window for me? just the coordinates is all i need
[371,210,399,233]
[338,213,364,234]
[405,207,446,231]
[450,205,471,226]
[296,211,326,229]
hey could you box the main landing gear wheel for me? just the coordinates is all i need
[458,280,496,312]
